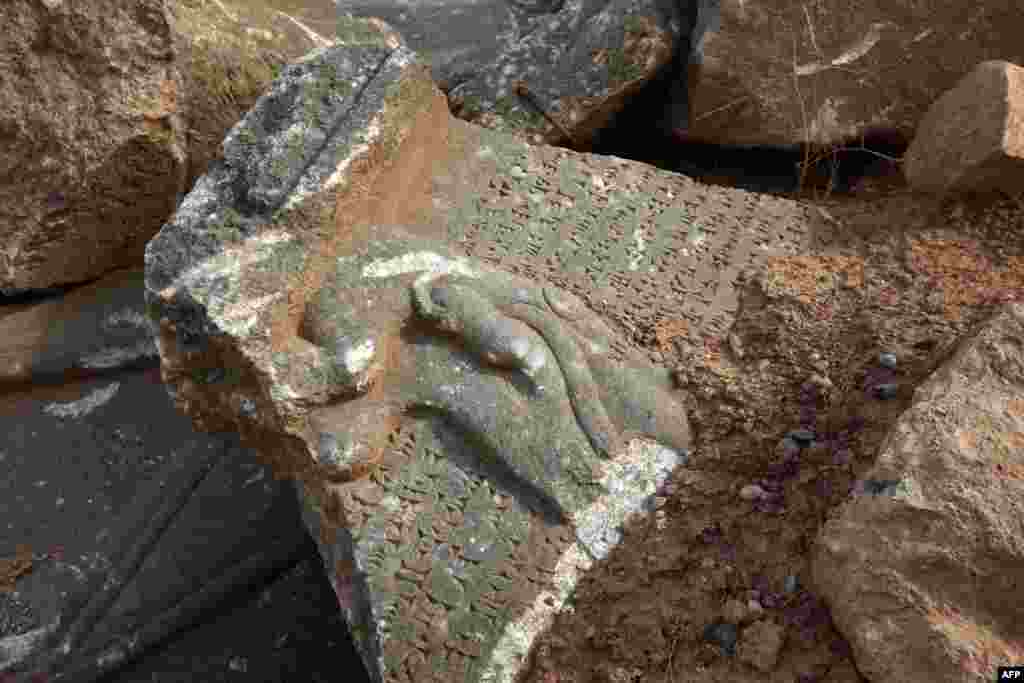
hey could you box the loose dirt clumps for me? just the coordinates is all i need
[516,188,1023,683]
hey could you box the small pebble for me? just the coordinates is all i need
[781,437,802,457]
[805,373,832,391]
[878,352,898,369]
[703,621,739,655]
[788,429,815,444]
[873,383,899,400]
[740,484,767,501]
[722,599,747,624]
[728,333,745,359]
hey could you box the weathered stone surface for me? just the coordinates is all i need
[904,60,1024,195]
[812,303,1024,683]
[342,0,690,147]
[143,14,831,681]
[0,268,157,383]
[0,0,186,292]
[440,0,682,148]
[736,619,785,672]
[0,0,343,294]
[685,0,1024,146]
[173,0,374,184]
[143,27,692,679]
[337,0,541,87]
[0,368,347,680]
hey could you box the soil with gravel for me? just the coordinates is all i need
[515,183,1024,683]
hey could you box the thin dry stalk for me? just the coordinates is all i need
[665,633,681,683]
[789,28,816,195]
[693,95,753,122]
[209,0,239,22]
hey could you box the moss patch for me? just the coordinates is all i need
[335,14,393,47]
[379,65,437,161]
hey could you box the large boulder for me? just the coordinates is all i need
[685,0,1024,145]
[904,60,1024,195]
[0,0,338,294]
[142,17,822,682]
[0,0,186,293]
[0,368,357,681]
[0,250,360,682]
[339,0,685,148]
[812,303,1024,683]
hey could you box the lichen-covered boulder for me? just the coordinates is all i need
[440,0,682,148]
[144,22,692,683]
[812,303,1024,683]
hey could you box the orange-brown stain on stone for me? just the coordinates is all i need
[909,239,1024,321]
[268,65,455,365]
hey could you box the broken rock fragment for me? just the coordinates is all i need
[813,303,1024,683]
[144,22,690,683]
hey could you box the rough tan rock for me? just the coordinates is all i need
[737,619,785,672]
[722,598,748,624]
[812,302,1024,683]
[0,0,335,293]
[904,60,1024,195]
[0,0,187,292]
[687,0,1024,146]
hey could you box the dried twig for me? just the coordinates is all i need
[802,4,823,59]
[789,28,815,194]
[276,11,333,48]
[209,0,239,22]
[693,95,752,122]
[665,633,681,683]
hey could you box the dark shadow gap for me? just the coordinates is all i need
[566,53,909,198]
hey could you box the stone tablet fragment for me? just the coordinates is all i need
[144,18,816,683]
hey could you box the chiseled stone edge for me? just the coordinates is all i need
[299,437,684,683]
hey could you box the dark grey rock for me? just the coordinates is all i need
[873,383,899,400]
[0,368,362,681]
[788,429,815,444]
[878,351,898,369]
[703,620,738,655]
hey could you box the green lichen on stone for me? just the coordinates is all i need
[144,297,164,325]
[492,96,546,131]
[207,206,247,243]
[336,14,392,47]
[460,94,484,118]
[607,45,644,85]
[175,1,286,120]
[269,124,309,182]
[252,233,307,276]
[379,66,436,161]
[190,364,244,386]
[623,14,646,34]
[236,124,259,147]
[345,418,544,676]
[300,58,353,126]
[271,350,291,373]
[305,357,352,393]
